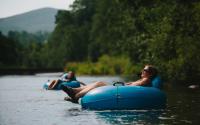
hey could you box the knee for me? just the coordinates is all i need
[95,81,107,87]
[75,93,83,99]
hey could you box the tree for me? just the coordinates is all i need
[0,31,19,67]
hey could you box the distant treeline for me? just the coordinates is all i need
[0,31,50,69]
[1,0,200,84]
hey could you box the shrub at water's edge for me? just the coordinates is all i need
[64,55,140,76]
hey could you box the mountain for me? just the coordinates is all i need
[0,8,58,35]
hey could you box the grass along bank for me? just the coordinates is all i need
[64,55,142,76]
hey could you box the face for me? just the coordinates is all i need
[67,71,74,79]
[141,66,151,78]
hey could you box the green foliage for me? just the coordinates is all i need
[0,31,50,69]
[146,1,200,83]
[2,0,200,84]
[65,55,134,75]
[0,32,19,67]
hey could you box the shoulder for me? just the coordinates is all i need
[141,77,151,85]
[141,77,150,81]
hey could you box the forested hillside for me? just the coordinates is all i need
[1,0,200,84]
[0,8,57,35]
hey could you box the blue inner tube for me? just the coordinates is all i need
[43,80,80,90]
[80,85,166,110]
[81,76,166,110]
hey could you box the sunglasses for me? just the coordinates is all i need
[143,68,150,72]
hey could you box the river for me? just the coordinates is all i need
[0,73,199,125]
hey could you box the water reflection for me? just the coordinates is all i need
[164,84,200,124]
[66,107,82,117]
[95,110,165,125]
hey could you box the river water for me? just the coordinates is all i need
[0,73,199,125]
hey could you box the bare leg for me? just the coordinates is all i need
[73,86,87,93]
[75,81,107,99]
[62,81,107,103]
[48,80,57,89]
[50,80,60,89]
[71,81,105,93]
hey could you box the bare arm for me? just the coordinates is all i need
[125,78,150,86]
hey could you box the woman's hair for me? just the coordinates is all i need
[144,65,158,78]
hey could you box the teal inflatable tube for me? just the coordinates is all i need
[43,80,80,90]
[80,85,166,110]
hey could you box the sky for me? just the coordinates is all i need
[0,0,75,18]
